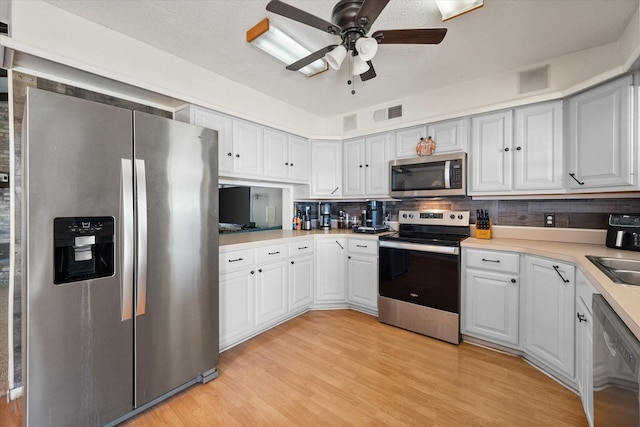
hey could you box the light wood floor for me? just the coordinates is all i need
[2,309,587,426]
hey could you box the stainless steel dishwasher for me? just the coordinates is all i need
[593,294,640,426]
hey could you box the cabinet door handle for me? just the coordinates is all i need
[331,187,339,195]
[569,173,585,185]
[516,146,522,151]
[228,257,244,263]
[553,265,570,283]
[236,154,240,158]
[577,312,587,323]
[335,241,344,249]
[348,255,351,259]
[409,293,419,298]
[359,164,363,168]
[365,164,369,167]
[285,162,289,165]
[290,163,294,166]
[268,251,280,255]
[227,152,232,157]
[258,268,263,273]
[291,261,294,264]
[504,147,510,152]
[481,258,500,263]
[511,278,517,283]
[250,270,255,275]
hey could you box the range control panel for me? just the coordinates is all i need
[399,210,470,226]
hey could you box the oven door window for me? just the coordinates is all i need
[391,162,446,191]
[379,247,460,313]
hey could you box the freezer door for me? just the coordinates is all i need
[133,111,219,407]
[24,88,134,426]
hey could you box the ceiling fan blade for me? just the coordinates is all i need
[266,0,341,35]
[360,60,377,82]
[286,45,338,71]
[356,0,391,32]
[372,28,447,44]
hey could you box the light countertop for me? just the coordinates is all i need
[219,228,388,250]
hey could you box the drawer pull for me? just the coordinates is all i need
[577,312,587,323]
[356,244,368,248]
[553,265,570,283]
[268,251,280,255]
[409,293,419,298]
[481,258,500,263]
[298,246,308,250]
[228,257,244,263]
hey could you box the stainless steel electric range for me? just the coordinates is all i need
[378,210,470,344]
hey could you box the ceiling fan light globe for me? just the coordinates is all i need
[355,37,378,61]
[326,45,347,70]
[352,55,371,75]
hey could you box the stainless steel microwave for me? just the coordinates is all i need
[389,152,467,198]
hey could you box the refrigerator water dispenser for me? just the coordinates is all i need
[54,216,115,284]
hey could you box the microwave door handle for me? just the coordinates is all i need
[444,160,451,189]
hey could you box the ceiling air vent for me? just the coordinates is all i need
[373,104,403,122]
[343,113,357,132]
[518,65,549,94]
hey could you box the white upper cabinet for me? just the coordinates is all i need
[469,110,513,193]
[395,125,425,159]
[343,133,390,198]
[310,140,343,198]
[176,105,308,183]
[566,74,635,192]
[395,118,466,159]
[426,117,468,154]
[469,101,563,195]
[512,101,564,192]
[263,129,309,183]
[233,120,263,177]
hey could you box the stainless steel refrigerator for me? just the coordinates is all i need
[23,88,219,426]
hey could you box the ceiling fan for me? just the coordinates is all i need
[265,0,447,82]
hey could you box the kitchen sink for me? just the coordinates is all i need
[587,255,640,286]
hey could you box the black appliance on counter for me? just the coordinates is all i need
[354,200,389,234]
[378,210,470,344]
[606,214,640,252]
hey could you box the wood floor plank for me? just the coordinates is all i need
[1,309,587,426]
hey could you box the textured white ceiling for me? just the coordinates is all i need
[43,0,638,118]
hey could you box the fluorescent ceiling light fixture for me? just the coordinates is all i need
[247,18,327,77]
[436,0,484,21]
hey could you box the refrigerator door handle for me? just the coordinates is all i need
[135,158,148,316]
[121,159,134,321]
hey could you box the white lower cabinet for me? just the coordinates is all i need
[464,270,520,347]
[315,237,347,303]
[524,256,576,381]
[219,268,255,350]
[255,261,288,327]
[289,239,315,312]
[575,270,597,427]
[347,238,378,313]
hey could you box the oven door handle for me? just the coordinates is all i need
[379,240,459,255]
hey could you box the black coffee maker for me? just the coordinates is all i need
[366,200,384,228]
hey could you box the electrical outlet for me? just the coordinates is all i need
[544,213,555,227]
